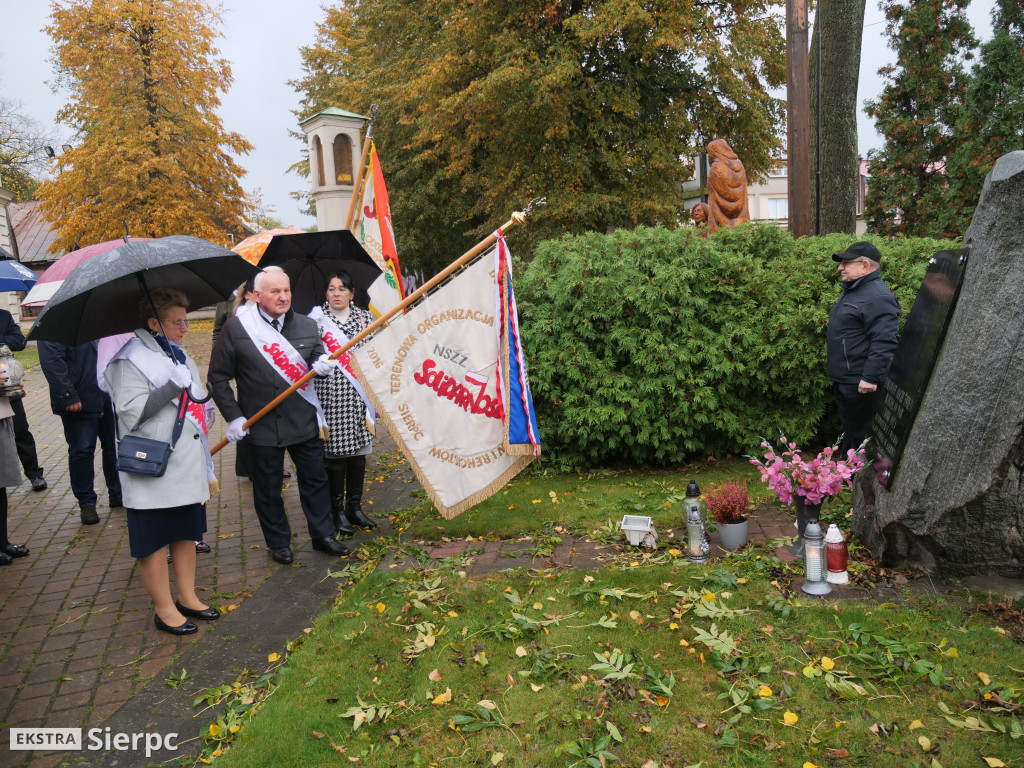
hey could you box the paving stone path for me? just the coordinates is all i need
[0,327,874,767]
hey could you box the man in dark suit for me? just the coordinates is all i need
[38,340,122,524]
[208,266,348,564]
[0,309,47,491]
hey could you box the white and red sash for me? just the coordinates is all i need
[236,305,328,434]
[108,333,217,486]
[307,306,376,428]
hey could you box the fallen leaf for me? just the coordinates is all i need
[759,685,773,697]
[977,672,991,685]
[530,683,544,692]
[982,759,1007,767]
[784,711,799,725]
[515,646,528,657]
[311,731,325,739]
[490,752,504,766]
[478,699,497,710]
[834,747,849,758]
[668,549,682,557]
[918,735,931,751]
[428,669,442,682]
[909,719,924,731]
[803,762,818,768]
[268,653,281,663]
[821,656,835,671]
[868,724,880,735]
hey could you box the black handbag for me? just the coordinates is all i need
[115,394,189,477]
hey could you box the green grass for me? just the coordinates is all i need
[206,546,1023,768]
[13,347,38,370]
[403,457,774,541]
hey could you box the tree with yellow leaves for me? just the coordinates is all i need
[38,0,252,251]
[292,0,787,275]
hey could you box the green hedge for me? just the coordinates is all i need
[517,223,953,469]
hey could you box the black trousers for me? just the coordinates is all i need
[249,435,334,549]
[833,382,882,456]
[10,397,42,480]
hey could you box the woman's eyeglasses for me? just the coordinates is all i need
[164,319,190,329]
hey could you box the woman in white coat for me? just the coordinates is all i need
[104,289,219,635]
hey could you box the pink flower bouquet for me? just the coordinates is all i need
[748,436,867,507]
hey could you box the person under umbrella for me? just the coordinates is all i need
[309,271,378,536]
[255,229,381,315]
[208,266,351,564]
[102,289,219,635]
[0,354,30,566]
[25,235,258,631]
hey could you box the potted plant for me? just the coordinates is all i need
[748,436,867,555]
[704,479,751,550]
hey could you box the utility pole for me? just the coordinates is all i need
[787,0,810,237]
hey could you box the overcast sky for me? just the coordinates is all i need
[0,1,996,230]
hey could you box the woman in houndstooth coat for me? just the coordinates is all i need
[311,271,379,536]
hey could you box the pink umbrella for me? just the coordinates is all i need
[21,238,151,308]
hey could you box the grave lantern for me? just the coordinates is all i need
[825,524,850,585]
[684,480,709,564]
[800,517,832,596]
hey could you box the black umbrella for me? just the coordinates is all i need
[256,229,382,314]
[26,235,260,345]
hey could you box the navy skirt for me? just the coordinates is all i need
[126,503,207,559]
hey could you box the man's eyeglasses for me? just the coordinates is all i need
[164,319,190,329]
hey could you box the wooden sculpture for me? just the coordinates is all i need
[705,139,750,233]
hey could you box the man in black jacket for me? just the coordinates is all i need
[826,241,900,454]
[208,267,348,564]
[38,340,122,524]
[0,309,47,491]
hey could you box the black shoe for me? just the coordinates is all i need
[282,469,292,479]
[154,614,198,635]
[1,543,29,558]
[312,536,351,556]
[345,505,378,530]
[195,541,211,554]
[175,600,220,621]
[30,476,47,492]
[0,552,12,566]
[109,496,123,508]
[271,546,293,564]
[334,514,356,538]
[80,506,99,525]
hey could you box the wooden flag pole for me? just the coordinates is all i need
[209,202,542,456]
[344,104,378,231]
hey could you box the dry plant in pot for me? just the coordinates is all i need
[704,479,750,550]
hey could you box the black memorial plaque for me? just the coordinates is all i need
[870,248,969,489]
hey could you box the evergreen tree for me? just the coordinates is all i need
[38,0,253,251]
[291,0,788,275]
[863,0,976,238]
[944,0,1024,233]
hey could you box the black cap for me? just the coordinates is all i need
[686,480,701,496]
[832,241,882,264]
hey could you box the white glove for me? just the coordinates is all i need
[312,353,335,377]
[168,364,192,390]
[226,417,249,443]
